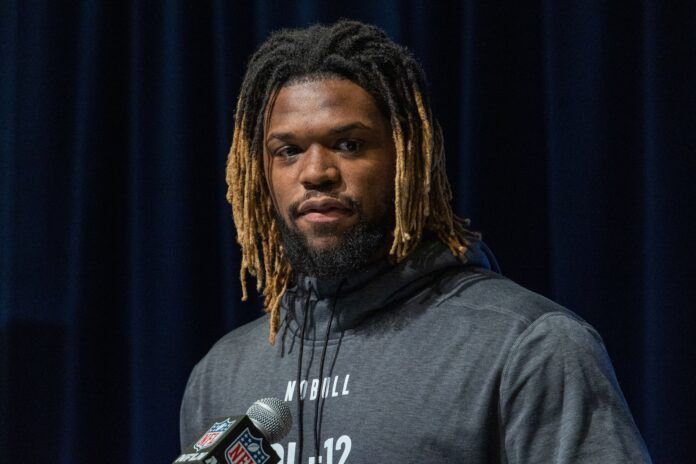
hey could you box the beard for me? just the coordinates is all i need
[274,195,393,278]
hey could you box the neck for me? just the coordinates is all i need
[280,236,471,341]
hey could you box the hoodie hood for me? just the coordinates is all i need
[281,237,497,340]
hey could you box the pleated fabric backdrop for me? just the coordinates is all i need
[1,1,694,462]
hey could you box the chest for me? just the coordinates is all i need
[214,334,505,463]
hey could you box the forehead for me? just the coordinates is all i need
[266,79,386,134]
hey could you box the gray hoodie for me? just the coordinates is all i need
[180,238,651,463]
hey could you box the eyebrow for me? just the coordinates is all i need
[266,122,373,143]
[329,122,372,134]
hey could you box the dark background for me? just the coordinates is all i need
[1,1,694,462]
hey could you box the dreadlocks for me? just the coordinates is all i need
[225,20,481,344]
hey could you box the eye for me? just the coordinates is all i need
[335,139,364,153]
[274,145,302,158]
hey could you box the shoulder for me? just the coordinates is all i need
[180,313,272,448]
[215,313,270,347]
[438,268,576,322]
[183,313,276,399]
[457,271,654,462]
[192,313,271,374]
[429,267,600,342]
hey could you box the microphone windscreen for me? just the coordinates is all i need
[246,397,292,444]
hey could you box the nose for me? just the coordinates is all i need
[298,144,340,190]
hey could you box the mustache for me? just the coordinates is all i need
[288,191,360,220]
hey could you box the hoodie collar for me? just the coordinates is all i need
[282,237,494,340]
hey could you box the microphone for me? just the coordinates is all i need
[174,398,292,464]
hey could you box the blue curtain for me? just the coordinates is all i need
[1,1,693,462]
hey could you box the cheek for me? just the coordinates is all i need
[353,166,395,212]
[269,176,293,210]
[262,157,275,200]
[264,164,293,216]
[376,158,396,193]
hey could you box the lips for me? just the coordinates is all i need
[297,197,353,223]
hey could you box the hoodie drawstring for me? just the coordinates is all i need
[313,278,345,459]
[295,278,346,464]
[296,287,312,464]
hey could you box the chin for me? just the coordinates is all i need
[305,235,344,251]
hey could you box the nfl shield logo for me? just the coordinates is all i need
[194,419,236,451]
[225,428,271,464]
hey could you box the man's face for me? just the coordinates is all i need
[263,78,396,274]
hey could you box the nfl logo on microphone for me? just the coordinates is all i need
[225,428,271,464]
[194,419,236,451]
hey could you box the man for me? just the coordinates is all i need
[180,20,652,463]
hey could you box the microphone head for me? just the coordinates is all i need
[246,397,292,444]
